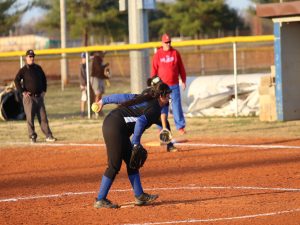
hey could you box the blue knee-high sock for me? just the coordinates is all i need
[97,175,113,200]
[128,172,143,197]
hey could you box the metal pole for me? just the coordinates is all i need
[201,53,205,75]
[233,42,238,117]
[85,52,91,119]
[19,56,23,68]
[60,0,68,91]
[128,0,149,94]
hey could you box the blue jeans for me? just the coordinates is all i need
[168,84,186,130]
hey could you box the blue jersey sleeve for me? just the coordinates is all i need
[131,115,148,145]
[102,94,137,105]
[161,105,169,115]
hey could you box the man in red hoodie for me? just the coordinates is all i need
[151,33,186,135]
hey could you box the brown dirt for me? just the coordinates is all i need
[1,137,300,225]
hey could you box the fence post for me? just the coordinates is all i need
[201,52,205,75]
[233,42,238,117]
[19,56,23,68]
[85,52,91,119]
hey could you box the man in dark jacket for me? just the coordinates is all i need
[14,49,56,143]
[90,51,109,103]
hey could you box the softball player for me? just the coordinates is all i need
[94,82,172,208]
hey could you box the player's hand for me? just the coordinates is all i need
[91,100,103,113]
[181,82,186,91]
[23,91,30,97]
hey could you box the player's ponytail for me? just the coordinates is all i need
[120,82,171,107]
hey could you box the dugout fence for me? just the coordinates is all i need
[0,35,274,119]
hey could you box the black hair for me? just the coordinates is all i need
[153,82,171,97]
[120,82,171,107]
[146,78,152,87]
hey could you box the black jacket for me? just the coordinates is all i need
[91,55,109,79]
[14,63,47,95]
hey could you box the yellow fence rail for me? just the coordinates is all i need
[0,35,275,119]
[0,35,274,58]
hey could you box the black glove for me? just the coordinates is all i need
[159,129,172,144]
[129,144,148,170]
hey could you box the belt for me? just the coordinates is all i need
[29,93,41,97]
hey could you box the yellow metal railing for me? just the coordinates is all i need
[0,35,274,57]
[0,35,275,118]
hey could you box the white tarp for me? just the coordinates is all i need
[180,74,265,117]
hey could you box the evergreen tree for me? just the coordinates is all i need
[0,0,29,36]
[32,0,127,45]
[149,0,244,39]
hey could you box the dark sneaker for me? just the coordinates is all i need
[46,136,57,142]
[135,192,159,206]
[94,198,118,209]
[167,142,177,152]
[30,138,36,144]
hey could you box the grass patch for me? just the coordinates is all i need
[1,77,300,146]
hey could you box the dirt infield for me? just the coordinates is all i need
[1,138,300,225]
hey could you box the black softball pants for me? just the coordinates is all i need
[102,112,138,180]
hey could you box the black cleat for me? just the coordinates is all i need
[46,136,57,142]
[135,192,159,206]
[167,142,178,152]
[94,198,118,209]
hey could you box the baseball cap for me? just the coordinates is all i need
[162,34,171,43]
[26,49,35,57]
[81,52,86,58]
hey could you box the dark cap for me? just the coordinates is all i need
[26,49,35,57]
[157,83,172,97]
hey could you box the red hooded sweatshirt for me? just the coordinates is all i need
[151,47,186,86]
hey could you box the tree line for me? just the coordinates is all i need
[0,0,297,46]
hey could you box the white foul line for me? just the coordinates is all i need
[0,191,95,202]
[0,142,104,147]
[1,185,300,203]
[175,142,300,149]
[123,208,300,225]
[1,185,300,224]
[2,142,300,150]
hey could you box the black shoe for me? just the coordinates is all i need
[167,142,177,152]
[46,136,57,142]
[94,198,118,209]
[135,192,159,206]
[30,135,37,144]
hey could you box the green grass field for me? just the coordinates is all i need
[1,76,300,145]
